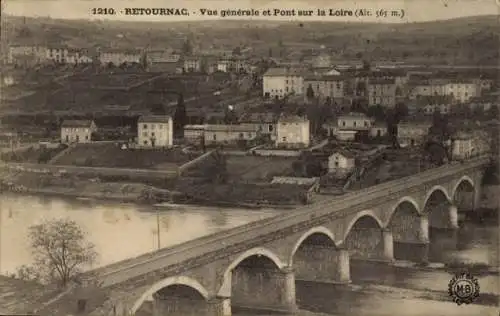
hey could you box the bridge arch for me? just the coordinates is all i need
[217,247,285,296]
[423,185,451,209]
[288,226,337,266]
[386,196,421,225]
[451,175,475,199]
[130,276,209,315]
[342,210,383,242]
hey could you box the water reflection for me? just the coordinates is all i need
[0,193,282,275]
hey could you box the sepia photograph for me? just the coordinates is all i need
[0,0,498,315]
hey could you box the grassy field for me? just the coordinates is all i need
[51,142,197,170]
[225,155,297,182]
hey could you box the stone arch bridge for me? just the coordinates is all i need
[71,157,488,316]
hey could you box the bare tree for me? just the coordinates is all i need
[21,218,98,288]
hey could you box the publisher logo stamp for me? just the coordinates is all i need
[448,272,480,305]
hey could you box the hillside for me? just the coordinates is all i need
[1,15,499,64]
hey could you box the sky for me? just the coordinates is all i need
[2,0,499,23]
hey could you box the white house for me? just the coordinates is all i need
[137,115,173,148]
[369,123,388,138]
[328,150,356,177]
[184,125,206,144]
[337,112,372,131]
[263,67,304,99]
[61,120,97,144]
[276,115,310,148]
[452,132,474,160]
[99,49,143,66]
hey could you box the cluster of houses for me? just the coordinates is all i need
[7,45,255,74]
[59,106,493,168]
[262,57,495,111]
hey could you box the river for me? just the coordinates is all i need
[0,193,285,275]
[0,193,498,316]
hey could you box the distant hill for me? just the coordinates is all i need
[1,14,499,64]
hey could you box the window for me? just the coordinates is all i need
[354,122,357,127]
[143,124,148,129]
[336,83,341,89]
[152,124,156,129]
[364,121,368,127]
[269,125,274,132]
[159,124,163,129]
[151,132,155,137]
[239,133,244,138]
[85,135,88,140]
[282,137,287,142]
[144,140,148,145]
[342,121,346,127]
[143,132,147,137]
[213,134,217,140]
[335,161,339,167]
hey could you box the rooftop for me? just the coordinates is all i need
[263,67,305,77]
[61,120,95,128]
[278,114,309,123]
[205,124,258,132]
[138,115,172,123]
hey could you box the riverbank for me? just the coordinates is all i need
[0,167,307,209]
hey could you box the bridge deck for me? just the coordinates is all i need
[85,157,490,287]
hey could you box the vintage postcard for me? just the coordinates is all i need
[0,0,498,315]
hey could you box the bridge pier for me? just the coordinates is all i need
[393,215,429,264]
[232,266,298,314]
[382,228,394,262]
[294,244,351,284]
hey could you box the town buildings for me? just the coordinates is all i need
[99,49,143,66]
[203,124,258,145]
[137,115,174,148]
[397,120,432,147]
[368,78,398,107]
[304,75,345,103]
[451,132,474,160]
[60,120,97,144]
[276,115,310,148]
[146,51,181,73]
[263,67,305,99]
[328,149,356,177]
[183,56,202,73]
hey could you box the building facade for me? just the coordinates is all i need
[276,115,310,148]
[397,121,432,147]
[99,49,143,66]
[328,150,356,177]
[203,124,258,145]
[263,68,304,99]
[368,78,397,107]
[60,120,97,144]
[137,115,174,148]
[304,75,345,103]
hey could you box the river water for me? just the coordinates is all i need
[0,193,498,316]
[0,193,284,275]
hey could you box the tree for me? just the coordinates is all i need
[306,84,315,100]
[488,104,499,118]
[19,218,97,288]
[367,105,386,121]
[394,103,409,121]
[173,94,187,138]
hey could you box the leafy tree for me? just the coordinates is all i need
[17,218,97,288]
[488,104,499,118]
[394,103,409,121]
[173,94,187,137]
[182,38,193,56]
[367,105,386,121]
[306,84,315,100]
